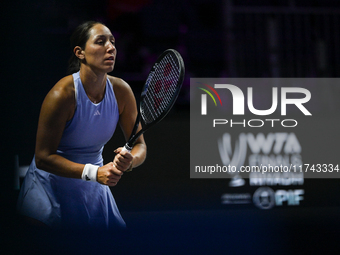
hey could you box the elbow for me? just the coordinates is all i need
[139,142,147,158]
[35,155,44,169]
[133,142,147,167]
[141,143,147,164]
[35,152,49,170]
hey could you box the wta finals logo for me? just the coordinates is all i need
[218,133,247,187]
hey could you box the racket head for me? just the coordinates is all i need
[139,49,185,129]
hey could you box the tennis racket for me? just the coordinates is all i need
[122,49,185,152]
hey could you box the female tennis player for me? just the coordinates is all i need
[16,21,147,229]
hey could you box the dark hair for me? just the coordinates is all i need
[68,21,103,74]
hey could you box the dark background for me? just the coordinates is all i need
[2,0,340,254]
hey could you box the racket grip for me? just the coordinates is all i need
[122,143,132,153]
[114,144,132,161]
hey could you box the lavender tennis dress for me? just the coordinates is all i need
[17,72,126,229]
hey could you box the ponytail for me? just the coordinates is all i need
[67,21,103,74]
[68,54,81,74]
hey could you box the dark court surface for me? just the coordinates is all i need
[3,206,340,255]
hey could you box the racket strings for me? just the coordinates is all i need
[141,53,181,124]
[145,56,178,119]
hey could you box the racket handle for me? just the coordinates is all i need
[122,144,132,153]
[114,144,131,161]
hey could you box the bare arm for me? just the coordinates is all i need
[35,76,84,178]
[109,77,147,172]
[35,76,123,186]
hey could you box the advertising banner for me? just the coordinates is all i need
[190,78,340,209]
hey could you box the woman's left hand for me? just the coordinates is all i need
[113,147,133,172]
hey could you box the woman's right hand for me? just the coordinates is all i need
[97,162,124,186]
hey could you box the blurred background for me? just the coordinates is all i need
[2,0,340,254]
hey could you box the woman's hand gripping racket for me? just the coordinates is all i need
[122,49,185,155]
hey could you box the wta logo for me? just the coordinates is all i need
[197,83,222,115]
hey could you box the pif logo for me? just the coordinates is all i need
[199,84,312,116]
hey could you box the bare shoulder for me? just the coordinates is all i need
[108,75,135,114]
[108,75,133,95]
[50,75,75,99]
[42,75,75,119]
[44,75,75,105]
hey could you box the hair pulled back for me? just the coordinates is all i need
[68,21,103,74]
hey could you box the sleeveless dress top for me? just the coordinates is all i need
[17,72,126,229]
